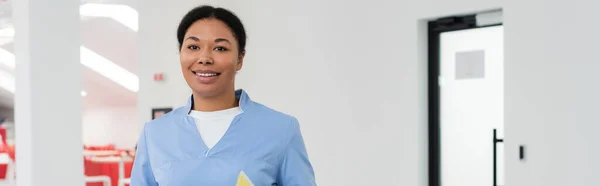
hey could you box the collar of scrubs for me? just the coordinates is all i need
[179,89,250,152]
[183,89,251,115]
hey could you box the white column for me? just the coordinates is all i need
[13,0,83,185]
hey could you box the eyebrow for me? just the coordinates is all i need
[185,36,200,42]
[214,38,231,44]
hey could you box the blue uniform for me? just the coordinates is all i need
[130,90,316,186]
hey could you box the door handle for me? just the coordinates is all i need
[493,129,503,186]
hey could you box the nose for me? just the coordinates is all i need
[196,57,213,65]
[196,50,214,65]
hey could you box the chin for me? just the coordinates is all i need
[192,85,224,98]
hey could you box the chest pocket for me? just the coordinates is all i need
[153,157,242,185]
[153,158,209,185]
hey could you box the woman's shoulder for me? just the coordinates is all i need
[249,102,296,120]
[142,106,189,131]
[245,101,300,130]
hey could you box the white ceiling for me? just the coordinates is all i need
[0,0,139,109]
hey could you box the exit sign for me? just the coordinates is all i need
[153,73,164,81]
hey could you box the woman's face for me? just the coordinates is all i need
[180,19,243,98]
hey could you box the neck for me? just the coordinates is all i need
[192,90,239,112]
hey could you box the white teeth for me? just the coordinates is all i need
[196,73,217,77]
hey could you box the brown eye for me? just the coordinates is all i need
[187,45,200,50]
[214,46,228,51]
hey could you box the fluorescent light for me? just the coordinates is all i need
[0,37,13,46]
[0,9,141,93]
[0,69,15,93]
[0,50,90,96]
[80,46,139,92]
[80,3,138,31]
[0,44,139,93]
[0,48,15,69]
[0,27,14,46]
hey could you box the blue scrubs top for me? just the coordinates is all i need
[130,90,316,186]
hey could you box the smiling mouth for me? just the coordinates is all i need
[192,71,221,77]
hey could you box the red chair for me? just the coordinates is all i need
[85,144,116,151]
[0,152,14,185]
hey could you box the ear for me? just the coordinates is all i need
[236,51,245,71]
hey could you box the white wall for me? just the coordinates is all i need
[138,0,600,185]
[136,0,202,130]
[82,107,138,149]
[503,0,600,185]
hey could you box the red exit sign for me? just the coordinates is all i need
[153,73,164,81]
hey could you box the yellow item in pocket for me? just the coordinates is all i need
[236,171,254,186]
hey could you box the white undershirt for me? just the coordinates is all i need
[188,107,242,149]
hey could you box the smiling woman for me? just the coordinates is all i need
[179,17,243,104]
[130,5,317,186]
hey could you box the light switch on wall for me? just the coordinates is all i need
[519,145,525,161]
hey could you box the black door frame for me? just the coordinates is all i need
[428,14,502,186]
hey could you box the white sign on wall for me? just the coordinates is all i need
[455,50,485,80]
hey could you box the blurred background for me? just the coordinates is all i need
[1,0,599,186]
